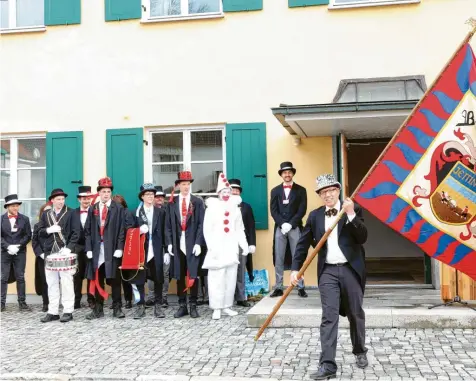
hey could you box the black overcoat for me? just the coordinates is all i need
[38,206,79,255]
[85,201,125,280]
[165,195,204,280]
[292,205,367,316]
[270,183,307,270]
[240,201,256,281]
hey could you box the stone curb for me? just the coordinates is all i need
[0,375,297,381]
[247,306,476,329]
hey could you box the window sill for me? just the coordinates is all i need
[0,26,46,35]
[141,12,224,24]
[329,0,420,10]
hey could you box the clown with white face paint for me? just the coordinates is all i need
[202,173,249,320]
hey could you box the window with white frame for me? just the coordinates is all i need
[0,0,44,30]
[1,137,46,226]
[330,0,420,9]
[151,128,224,196]
[142,0,222,21]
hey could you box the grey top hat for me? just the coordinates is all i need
[315,174,341,194]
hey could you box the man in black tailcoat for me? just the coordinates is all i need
[290,174,368,380]
[72,185,95,309]
[165,171,205,319]
[270,161,308,298]
[229,179,256,307]
[85,177,125,320]
[0,194,32,312]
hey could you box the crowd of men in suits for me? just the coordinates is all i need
[1,161,368,380]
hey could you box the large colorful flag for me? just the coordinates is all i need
[354,41,476,280]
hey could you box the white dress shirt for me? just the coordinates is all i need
[9,215,17,231]
[144,205,154,262]
[80,208,89,228]
[325,200,355,264]
[283,182,293,200]
[179,194,191,254]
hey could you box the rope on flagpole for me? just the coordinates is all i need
[254,22,476,342]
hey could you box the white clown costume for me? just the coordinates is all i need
[203,173,249,320]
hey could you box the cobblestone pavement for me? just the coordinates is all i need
[1,302,476,380]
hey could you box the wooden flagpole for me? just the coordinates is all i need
[254,21,476,342]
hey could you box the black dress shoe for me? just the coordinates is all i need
[269,289,283,298]
[124,300,133,309]
[133,304,146,319]
[42,304,48,312]
[1,304,6,312]
[113,305,125,318]
[86,305,104,320]
[190,304,199,318]
[60,313,73,323]
[154,304,165,318]
[41,313,60,323]
[74,302,81,309]
[356,353,368,368]
[237,300,251,307]
[310,366,337,380]
[88,300,96,309]
[18,301,30,311]
[145,299,155,308]
[298,289,308,298]
[162,299,169,308]
[174,305,189,318]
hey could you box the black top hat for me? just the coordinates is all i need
[155,185,165,197]
[138,183,156,200]
[77,186,92,197]
[278,161,296,176]
[3,194,22,208]
[175,171,194,185]
[228,179,242,192]
[49,188,68,201]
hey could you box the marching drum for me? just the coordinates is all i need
[45,252,78,273]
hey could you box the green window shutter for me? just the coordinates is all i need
[45,0,81,26]
[289,0,328,7]
[46,132,83,208]
[105,0,141,21]
[106,128,144,210]
[226,122,268,230]
[223,0,263,12]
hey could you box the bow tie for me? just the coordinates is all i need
[80,210,88,214]
[325,208,338,217]
[283,185,292,189]
[8,215,18,219]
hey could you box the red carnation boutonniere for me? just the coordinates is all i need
[188,202,194,216]
[93,208,99,217]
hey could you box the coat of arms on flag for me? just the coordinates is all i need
[355,42,476,280]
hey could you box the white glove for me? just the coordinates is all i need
[241,250,249,257]
[168,244,174,256]
[86,251,93,259]
[113,250,123,258]
[40,253,45,259]
[139,224,149,234]
[46,225,61,234]
[61,247,72,255]
[249,245,256,254]
[164,253,170,266]
[7,245,19,255]
[281,223,292,234]
[192,244,201,256]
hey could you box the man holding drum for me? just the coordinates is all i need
[38,189,80,323]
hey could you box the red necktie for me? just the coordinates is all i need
[181,198,187,232]
[8,215,18,219]
[100,204,107,237]
[283,185,292,189]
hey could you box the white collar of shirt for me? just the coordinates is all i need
[100,200,111,208]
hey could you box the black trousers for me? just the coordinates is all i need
[1,252,26,305]
[74,254,94,305]
[36,257,49,305]
[122,279,132,302]
[177,251,198,304]
[94,265,122,306]
[319,264,367,372]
